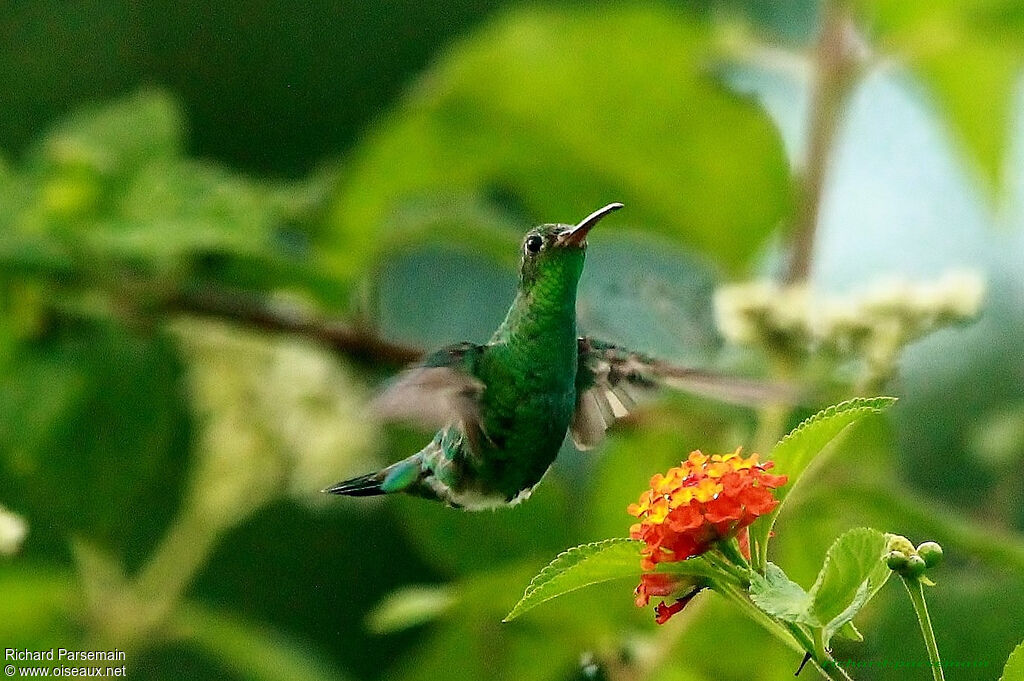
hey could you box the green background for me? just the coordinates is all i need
[1,1,1023,680]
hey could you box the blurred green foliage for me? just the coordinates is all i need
[329,6,791,274]
[853,0,1024,188]
[2,2,1024,681]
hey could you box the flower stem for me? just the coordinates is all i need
[901,576,945,681]
[133,507,223,628]
[713,582,858,680]
[790,625,857,681]
[718,538,751,571]
[704,551,750,586]
[715,582,803,654]
[813,656,857,681]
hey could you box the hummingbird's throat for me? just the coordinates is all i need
[493,271,580,348]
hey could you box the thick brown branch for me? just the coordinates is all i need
[785,3,864,284]
[164,287,424,367]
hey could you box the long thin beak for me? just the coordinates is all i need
[557,202,624,247]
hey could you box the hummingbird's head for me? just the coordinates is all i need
[518,203,623,292]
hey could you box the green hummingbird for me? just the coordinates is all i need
[326,203,778,509]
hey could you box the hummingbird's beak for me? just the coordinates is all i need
[556,202,624,247]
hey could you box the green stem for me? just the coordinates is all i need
[716,582,856,680]
[901,577,945,681]
[750,400,793,572]
[704,551,750,586]
[815,656,856,681]
[132,507,224,634]
[717,538,751,572]
[806,628,857,681]
[714,582,804,655]
[784,622,817,657]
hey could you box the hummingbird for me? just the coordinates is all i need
[326,203,780,510]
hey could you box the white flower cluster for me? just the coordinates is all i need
[714,271,986,384]
[171,318,380,528]
[0,505,28,556]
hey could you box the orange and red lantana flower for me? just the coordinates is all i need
[628,449,787,623]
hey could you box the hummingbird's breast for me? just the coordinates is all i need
[472,325,579,499]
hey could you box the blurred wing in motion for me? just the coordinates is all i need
[371,342,488,451]
[572,337,795,450]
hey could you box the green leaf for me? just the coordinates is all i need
[750,397,896,562]
[505,538,716,622]
[34,90,184,177]
[807,527,891,647]
[504,539,643,622]
[0,326,192,562]
[749,530,890,651]
[331,5,791,275]
[1000,640,1024,681]
[366,585,457,634]
[771,398,897,505]
[749,562,815,625]
[834,620,864,642]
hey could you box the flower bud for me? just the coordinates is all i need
[916,541,943,568]
[886,534,915,555]
[885,550,909,571]
[904,555,927,578]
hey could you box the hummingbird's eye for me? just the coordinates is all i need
[525,235,543,255]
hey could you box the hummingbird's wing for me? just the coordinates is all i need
[370,342,489,452]
[572,337,794,450]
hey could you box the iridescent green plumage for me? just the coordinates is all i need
[326,204,782,509]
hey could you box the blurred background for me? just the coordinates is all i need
[1,1,1023,680]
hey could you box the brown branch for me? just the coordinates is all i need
[163,286,424,367]
[24,255,427,366]
[785,2,864,284]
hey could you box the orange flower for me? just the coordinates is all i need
[634,573,687,607]
[654,597,690,625]
[629,450,787,571]
[634,574,702,624]
[629,450,785,624]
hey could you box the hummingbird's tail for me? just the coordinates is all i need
[323,454,425,498]
[323,472,386,497]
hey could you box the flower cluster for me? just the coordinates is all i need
[713,273,985,391]
[629,450,787,570]
[628,450,787,623]
[0,505,28,557]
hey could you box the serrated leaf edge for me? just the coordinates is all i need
[808,527,890,646]
[772,397,897,455]
[504,538,639,622]
[808,527,888,603]
[752,399,897,565]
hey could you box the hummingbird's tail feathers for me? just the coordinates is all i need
[323,472,386,497]
[323,454,427,498]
